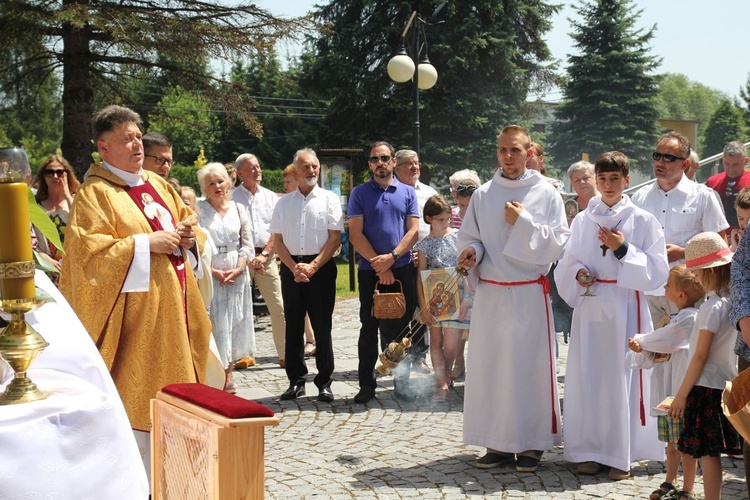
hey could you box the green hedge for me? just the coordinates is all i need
[170,165,201,191]
[261,169,283,193]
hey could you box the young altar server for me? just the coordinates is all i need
[555,151,669,480]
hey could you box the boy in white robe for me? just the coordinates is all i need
[555,151,669,479]
[458,125,569,473]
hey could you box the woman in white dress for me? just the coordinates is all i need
[196,163,255,393]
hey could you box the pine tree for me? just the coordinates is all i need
[300,0,560,183]
[549,0,661,171]
[702,99,749,157]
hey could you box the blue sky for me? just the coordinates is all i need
[254,0,749,102]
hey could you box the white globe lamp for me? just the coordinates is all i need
[417,56,438,90]
[387,48,415,83]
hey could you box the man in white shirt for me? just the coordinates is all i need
[232,153,286,367]
[271,148,343,401]
[394,149,438,240]
[394,149,437,374]
[631,131,728,323]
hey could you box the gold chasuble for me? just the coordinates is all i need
[60,163,211,431]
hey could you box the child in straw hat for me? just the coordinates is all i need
[668,231,741,500]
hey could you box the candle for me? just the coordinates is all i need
[0,181,35,300]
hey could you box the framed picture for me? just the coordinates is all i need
[420,268,462,322]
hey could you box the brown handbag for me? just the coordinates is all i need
[372,279,407,319]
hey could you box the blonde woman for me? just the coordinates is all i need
[196,163,256,392]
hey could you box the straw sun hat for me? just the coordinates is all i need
[685,231,733,271]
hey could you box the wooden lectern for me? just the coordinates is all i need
[151,387,279,499]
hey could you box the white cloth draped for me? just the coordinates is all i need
[0,270,148,499]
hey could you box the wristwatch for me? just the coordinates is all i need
[391,250,400,262]
[261,250,270,257]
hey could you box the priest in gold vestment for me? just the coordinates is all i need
[60,105,211,432]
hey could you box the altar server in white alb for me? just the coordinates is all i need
[458,125,569,473]
[555,151,669,480]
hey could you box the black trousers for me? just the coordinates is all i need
[357,264,418,388]
[280,258,337,389]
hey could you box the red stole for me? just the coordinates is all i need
[125,183,187,301]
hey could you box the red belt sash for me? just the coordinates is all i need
[587,278,646,426]
[478,275,557,434]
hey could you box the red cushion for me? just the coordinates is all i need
[162,383,275,419]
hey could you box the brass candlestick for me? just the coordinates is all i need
[0,295,49,405]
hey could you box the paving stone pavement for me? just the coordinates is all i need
[234,298,748,499]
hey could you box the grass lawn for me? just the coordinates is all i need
[335,259,358,301]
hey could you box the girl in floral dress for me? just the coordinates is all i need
[415,195,471,401]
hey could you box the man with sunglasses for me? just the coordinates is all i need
[631,130,728,323]
[348,141,420,403]
[142,132,174,179]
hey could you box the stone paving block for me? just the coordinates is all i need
[238,302,748,498]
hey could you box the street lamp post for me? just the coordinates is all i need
[387,5,445,156]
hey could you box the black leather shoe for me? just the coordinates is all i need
[353,386,376,404]
[280,382,305,400]
[318,383,334,402]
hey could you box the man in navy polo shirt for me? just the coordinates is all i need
[348,141,420,403]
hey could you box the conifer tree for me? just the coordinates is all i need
[300,0,560,182]
[549,0,660,171]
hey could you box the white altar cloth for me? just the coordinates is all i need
[0,271,148,499]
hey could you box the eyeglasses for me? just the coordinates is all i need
[652,152,686,163]
[368,155,392,164]
[397,160,421,167]
[44,169,66,178]
[145,154,174,166]
[454,184,477,195]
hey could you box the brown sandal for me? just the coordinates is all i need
[649,482,676,500]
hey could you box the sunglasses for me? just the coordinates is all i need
[145,154,174,167]
[44,169,66,178]
[652,152,686,163]
[454,184,477,195]
[368,155,392,164]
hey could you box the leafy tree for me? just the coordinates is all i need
[654,73,728,153]
[300,0,560,184]
[0,42,63,167]
[217,55,322,168]
[0,1,308,178]
[147,86,220,165]
[702,99,749,159]
[548,0,661,172]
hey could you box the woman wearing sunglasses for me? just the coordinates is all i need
[32,154,81,260]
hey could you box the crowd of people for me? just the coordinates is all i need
[27,103,750,499]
